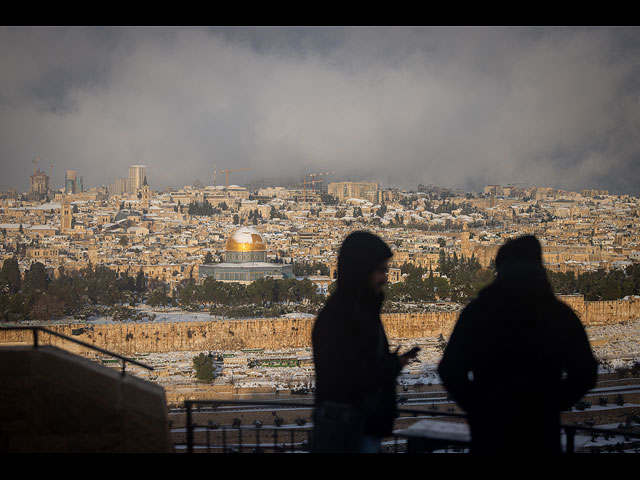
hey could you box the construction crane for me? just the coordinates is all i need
[301,179,322,202]
[306,171,335,192]
[214,167,253,188]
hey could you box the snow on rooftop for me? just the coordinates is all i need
[27,225,56,230]
[0,223,31,228]
[28,203,61,210]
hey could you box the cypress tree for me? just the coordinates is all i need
[1,257,21,293]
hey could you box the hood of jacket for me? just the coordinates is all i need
[335,231,393,301]
[481,257,553,302]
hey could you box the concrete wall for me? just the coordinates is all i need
[1,296,639,355]
[0,346,171,452]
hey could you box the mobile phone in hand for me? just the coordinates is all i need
[405,346,421,357]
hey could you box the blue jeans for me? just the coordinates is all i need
[359,435,382,453]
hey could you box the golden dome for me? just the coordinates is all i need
[225,226,267,252]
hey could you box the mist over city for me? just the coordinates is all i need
[1,26,640,195]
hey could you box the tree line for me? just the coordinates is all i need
[386,253,640,305]
[0,259,154,321]
[0,258,326,322]
[385,251,495,305]
[3,254,638,322]
[187,200,229,216]
[547,264,640,301]
[175,276,323,311]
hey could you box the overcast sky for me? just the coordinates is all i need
[1,26,639,195]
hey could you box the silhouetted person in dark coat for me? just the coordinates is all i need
[311,231,418,453]
[438,235,597,454]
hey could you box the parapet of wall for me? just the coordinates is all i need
[0,346,171,452]
[1,296,638,355]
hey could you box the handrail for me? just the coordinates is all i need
[182,399,640,453]
[562,423,640,454]
[184,399,318,453]
[562,423,640,438]
[184,399,314,408]
[397,407,467,418]
[0,326,154,376]
[182,399,465,453]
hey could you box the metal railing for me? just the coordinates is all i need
[180,399,467,453]
[0,326,154,376]
[183,399,316,453]
[563,423,640,454]
[180,399,640,453]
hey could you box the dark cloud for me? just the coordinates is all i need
[1,26,639,195]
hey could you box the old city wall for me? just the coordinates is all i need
[0,318,314,356]
[1,296,639,355]
[560,294,640,326]
[0,313,458,356]
[584,297,640,326]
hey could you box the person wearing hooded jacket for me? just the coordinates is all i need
[438,235,598,454]
[311,231,418,453]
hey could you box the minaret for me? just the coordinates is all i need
[461,231,471,258]
[141,176,150,210]
[61,199,72,232]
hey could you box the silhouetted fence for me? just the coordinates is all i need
[180,400,468,453]
[0,326,154,376]
[180,399,640,453]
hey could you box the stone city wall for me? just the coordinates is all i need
[1,296,639,356]
[560,294,640,326]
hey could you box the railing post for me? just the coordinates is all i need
[186,402,193,454]
[256,427,260,452]
[33,327,38,348]
[565,426,575,454]
[223,426,227,453]
[121,359,126,377]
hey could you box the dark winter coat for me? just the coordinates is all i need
[312,231,402,437]
[438,258,598,454]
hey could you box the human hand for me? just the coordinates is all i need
[398,354,412,367]
[397,347,420,367]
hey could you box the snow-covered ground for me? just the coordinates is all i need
[15,307,226,325]
[586,318,640,369]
